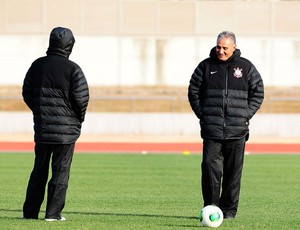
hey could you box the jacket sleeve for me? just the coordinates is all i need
[248,65,264,119]
[70,66,89,123]
[188,63,203,119]
[22,67,34,111]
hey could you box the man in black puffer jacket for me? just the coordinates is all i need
[22,27,89,221]
[188,31,264,219]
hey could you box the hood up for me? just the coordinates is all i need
[46,27,75,58]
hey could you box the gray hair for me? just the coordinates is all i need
[217,31,236,44]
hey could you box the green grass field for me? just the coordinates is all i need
[0,153,299,230]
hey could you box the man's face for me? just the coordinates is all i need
[216,38,236,61]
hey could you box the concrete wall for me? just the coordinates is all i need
[1,112,299,138]
[1,0,300,36]
[1,0,300,87]
[1,35,300,86]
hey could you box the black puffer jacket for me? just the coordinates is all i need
[188,47,264,140]
[22,27,89,144]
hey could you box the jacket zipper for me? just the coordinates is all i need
[223,64,229,139]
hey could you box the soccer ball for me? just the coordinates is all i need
[199,205,223,228]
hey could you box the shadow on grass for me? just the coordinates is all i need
[68,210,198,220]
[0,208,198,221]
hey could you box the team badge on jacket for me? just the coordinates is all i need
[233,67,243,78]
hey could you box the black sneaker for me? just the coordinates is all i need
[224,214,235,219]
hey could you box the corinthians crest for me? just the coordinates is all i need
[233,67,243,78]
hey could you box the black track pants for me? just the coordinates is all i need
[23,143,75,219]
[201,138,245,217]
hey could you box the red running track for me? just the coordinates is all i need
[0,142,300,154]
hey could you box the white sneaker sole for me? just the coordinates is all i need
[45,217,66,222]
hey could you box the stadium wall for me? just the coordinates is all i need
[0,112,299,138]
[1,35,300,87]
[1,0,300,87]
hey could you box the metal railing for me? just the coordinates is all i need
[1,95,300,113]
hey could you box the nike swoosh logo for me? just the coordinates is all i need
[210,71,218,74]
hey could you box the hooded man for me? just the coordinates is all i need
[22,27,89,221]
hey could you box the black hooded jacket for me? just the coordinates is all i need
[22,27,89,144]
[188,47,264,140]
